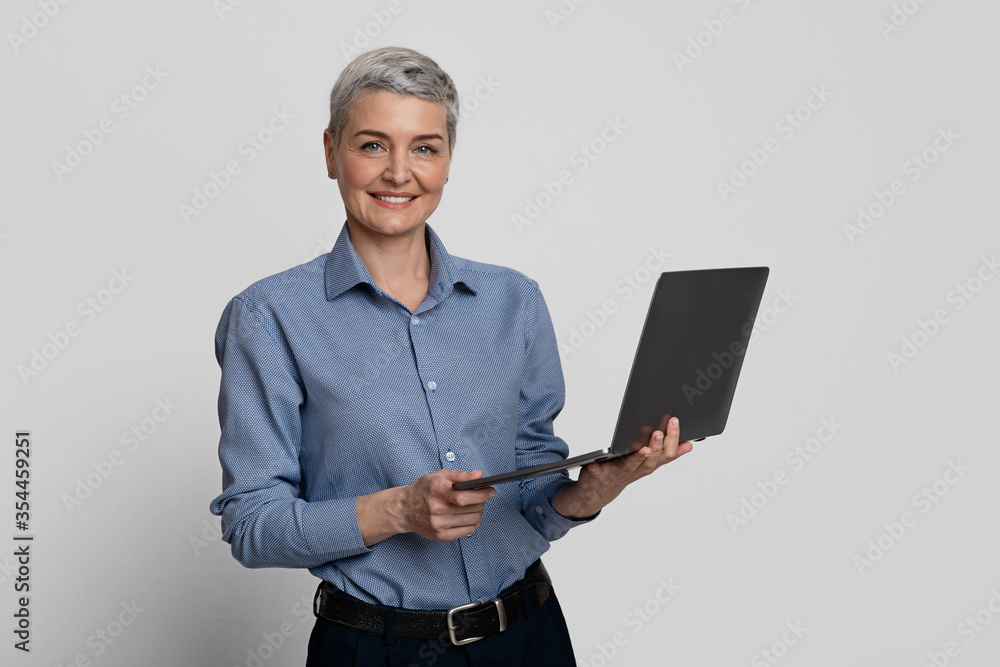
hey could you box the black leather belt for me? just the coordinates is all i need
[313,560,552,646]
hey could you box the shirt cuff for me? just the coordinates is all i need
[300,496,371,562]
[526,476,599,542]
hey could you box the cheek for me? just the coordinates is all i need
[415,163,448,188]
[340,163,379,193]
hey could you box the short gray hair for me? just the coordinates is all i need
[327,47,459,152]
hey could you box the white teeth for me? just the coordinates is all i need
[374,195,415,203]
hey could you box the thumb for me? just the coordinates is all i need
[440,468,482,481]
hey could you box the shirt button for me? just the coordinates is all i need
[445,451,456,462]
[427,380,437,392]
[535,506,544,515]
[411,316,420,325]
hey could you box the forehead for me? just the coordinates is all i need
[346,90,447,137]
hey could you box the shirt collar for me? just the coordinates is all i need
[324,221,478,303]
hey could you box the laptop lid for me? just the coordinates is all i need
[453,266,769,490]
[607,266,769,453]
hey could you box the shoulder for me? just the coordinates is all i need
[233,255,327,305]
[225,255,328,318]
[450,254,541,299]
[446,254,550,347]
[218,255,328,339]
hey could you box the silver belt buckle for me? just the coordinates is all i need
[447,597,506,646]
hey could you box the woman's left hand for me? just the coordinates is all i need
[552,416,692,519]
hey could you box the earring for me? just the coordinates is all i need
[328,173,334,179]
[445,177,449,184]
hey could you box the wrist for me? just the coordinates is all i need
[553,481,607,521]
[357,486,408,547]
[383,485,410,536]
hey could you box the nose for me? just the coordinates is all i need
[382,150,411,186]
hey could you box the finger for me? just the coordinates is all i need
[434,469,484,492]
[647,430,665,453]
[662,417,680,458]
[439,468,483,482]
[443,471,495,503]
[450,487,496,506]
[445,507,487,526]
[626,431,659,472]
[428,505,485,529]
[437,523,482,542]
[619,447,652,473]
[637,420,679,470]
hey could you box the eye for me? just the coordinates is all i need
[415,145,438,155]
[360,142,384,152]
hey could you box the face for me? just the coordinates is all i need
[324,90,451,241]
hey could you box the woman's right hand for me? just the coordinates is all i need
[397,469,496,542]
[357,469,495,546]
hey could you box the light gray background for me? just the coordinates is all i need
[2,1,999,665]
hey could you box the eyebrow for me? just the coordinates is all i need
[354,130,445,142]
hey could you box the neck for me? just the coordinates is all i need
[345,220,431,307]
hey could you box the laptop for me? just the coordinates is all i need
[453,267,769,490]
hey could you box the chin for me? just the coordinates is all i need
[354,217,425,237]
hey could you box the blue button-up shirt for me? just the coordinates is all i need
[210,222,589,608]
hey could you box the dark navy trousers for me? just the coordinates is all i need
[305,586,576,666]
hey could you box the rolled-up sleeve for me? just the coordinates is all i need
[209,295,369,568]
[515,284,598,541]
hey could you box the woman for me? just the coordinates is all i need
[210,46,692,666]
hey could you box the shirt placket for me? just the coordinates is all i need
[408,299,492,601]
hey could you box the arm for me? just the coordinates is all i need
[356,469,495,546]
[514,283,693,521]
[513,284,599,539]
[210,296,496,565]
[553,417,693,519]
[210,296,370,567]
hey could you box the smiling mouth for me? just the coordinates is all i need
[371,194,417,203]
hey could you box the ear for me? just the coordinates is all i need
[323,129,337,180]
